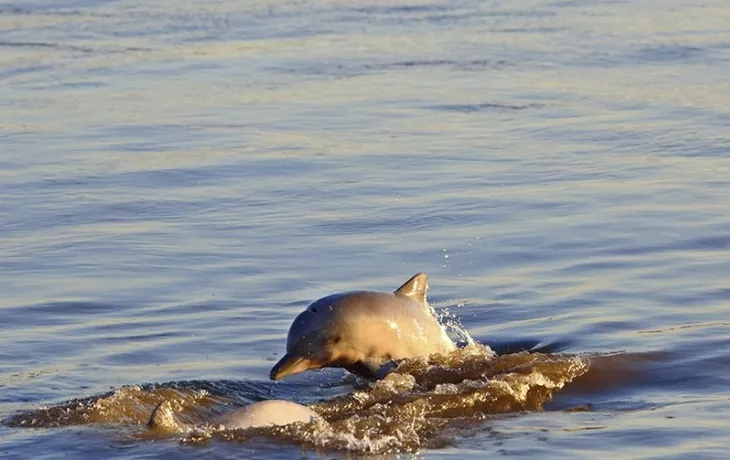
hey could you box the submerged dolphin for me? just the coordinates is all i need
[148,399,320,433]
[270,273,456,381]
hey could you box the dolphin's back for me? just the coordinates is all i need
[148,400,319,433]
[334,291,456,358]
[218,400,320,429]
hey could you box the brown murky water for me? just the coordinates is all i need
[2,0,730,458]
[7,346,593,453]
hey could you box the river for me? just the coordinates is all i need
[2,0,730,458]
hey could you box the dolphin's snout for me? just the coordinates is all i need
[270,353,321,381]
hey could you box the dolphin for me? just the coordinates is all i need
[269,273,456,381]
[147,399,321,433]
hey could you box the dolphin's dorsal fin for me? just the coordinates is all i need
[147,400,179,433]
[394,273,428,305]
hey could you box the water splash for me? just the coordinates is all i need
[437,300,479,347]
[4,345,589,453]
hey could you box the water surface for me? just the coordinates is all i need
[2,0,730,458]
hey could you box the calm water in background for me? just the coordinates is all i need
[2,0,730,458]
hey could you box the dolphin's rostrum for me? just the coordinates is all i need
[270,273,457,380]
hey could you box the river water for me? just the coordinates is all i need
[2,0,730,458]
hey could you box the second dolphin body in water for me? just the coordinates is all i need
[270,273,457,381]
[148,399,321,433]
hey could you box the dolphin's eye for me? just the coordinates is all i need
[309,307,318,313]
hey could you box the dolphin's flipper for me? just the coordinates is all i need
[373,360,399,380]
[394,272,428,305]
[147,400,181,433]
[345,358,399,380]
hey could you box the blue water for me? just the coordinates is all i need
[2,0,730,458]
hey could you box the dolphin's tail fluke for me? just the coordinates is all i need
[147,400,180,433]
